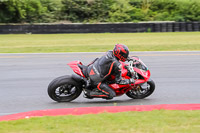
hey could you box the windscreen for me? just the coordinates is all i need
[133,59,148,71]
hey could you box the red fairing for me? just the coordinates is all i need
[67,61,85,78]
[134,68,151,81]
[121,62,130,79]
[109,83,130,96]
[134,79,147,85]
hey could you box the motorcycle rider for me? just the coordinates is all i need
[85,44,134,99]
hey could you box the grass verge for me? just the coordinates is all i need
[0,32,200,53]
[0,110,200,133]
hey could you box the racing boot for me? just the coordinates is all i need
[89,83,116,100]
[97,83,116,99]
[89,88,110,99]
[83,91,93,99]
[83,88,107,99]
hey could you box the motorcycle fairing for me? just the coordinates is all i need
[109,83,131,95]
[130,56,150,81]
[68,56,151,97]
[108,56,151,96]
[133,67,150,80]
[67,61,86,78]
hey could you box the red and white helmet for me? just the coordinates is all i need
[113,44,129,62]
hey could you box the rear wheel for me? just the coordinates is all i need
[48,75,82,102]
[126,79,155,99]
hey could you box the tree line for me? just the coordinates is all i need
[0,0,200,23]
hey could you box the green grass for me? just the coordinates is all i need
[0,32,200,53]
[0,110,200,133]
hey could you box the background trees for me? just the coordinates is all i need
[0,0,199,23]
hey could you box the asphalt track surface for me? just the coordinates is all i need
[0,51,200,116]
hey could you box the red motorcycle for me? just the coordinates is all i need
[47,56,155,102]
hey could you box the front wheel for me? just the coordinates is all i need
[126,79,155,99]
[48,75,82,102]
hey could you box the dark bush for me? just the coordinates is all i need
[0,0,60,23]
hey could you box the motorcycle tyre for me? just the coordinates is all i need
[48,75,82,102]
[126,79,155,99]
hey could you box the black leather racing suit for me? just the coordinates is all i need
[87,51,130,98]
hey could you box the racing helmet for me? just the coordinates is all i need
[113,44,129,62]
